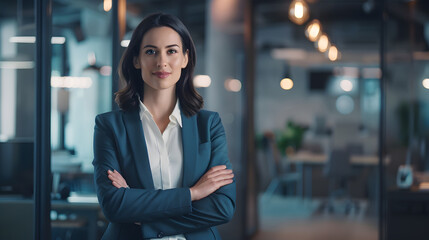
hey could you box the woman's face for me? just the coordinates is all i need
[134,26,189,92]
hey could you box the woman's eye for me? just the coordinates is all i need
[167,49,177,54]
[145,49,156,55]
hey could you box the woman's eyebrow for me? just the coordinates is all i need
[166,44,180,48]
[143,44,180,49]
[143,44,157,49]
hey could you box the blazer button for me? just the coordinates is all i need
[157,232,164,238]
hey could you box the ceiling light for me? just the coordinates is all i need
[328,45,338,61]
[288,0,310,25]
[51,37,66,44]
[104,0,112,12]
[9,36,66,44]
[100,66,112,76]
[9,36,35,43]
[280,78,294,90]
[315,33,330,53]
[193,75,211,88]
[305,19,322,42]
[423,78,429,89]
[121,40,130,47]
[51,76,93,89]
[224,78,242,92]
[340,79,353,92]
[0,61,34,69]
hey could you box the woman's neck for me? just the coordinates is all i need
[142,86,177,132]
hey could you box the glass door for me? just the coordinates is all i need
[0,0,37,239]
[50,1,113,239]
[384,1,429,240]
[253,0,381,239]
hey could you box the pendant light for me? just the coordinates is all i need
[288,0,310,25]
[305,19,322,42]
[315,33,330,53]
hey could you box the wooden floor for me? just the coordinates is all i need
[251,218,378,240]
[252,194,378,240]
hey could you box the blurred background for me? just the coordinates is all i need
[1,0,429,239]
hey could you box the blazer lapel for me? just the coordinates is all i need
[181,111,198,187]
[123,109,155,189]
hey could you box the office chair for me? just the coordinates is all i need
[262,132,301,199]
[347,143,364,155]
[321,148,359,215]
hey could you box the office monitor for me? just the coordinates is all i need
[309,70,332,91]
[0,141,34,197]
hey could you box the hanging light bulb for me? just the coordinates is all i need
[305,19,322,42]
[315,33,330,53]
[423,78,429,89]
[328,45,338,61]
[103,0,112,12]
[289,0,310,25]
[280,78,294,90]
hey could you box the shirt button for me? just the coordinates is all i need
[157,232,164,238]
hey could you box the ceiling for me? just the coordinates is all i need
[254,0,429,65]
[1,0,428,61]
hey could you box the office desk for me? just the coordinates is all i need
[286,151,381,199]
[51,199,102,240]
[0,197,104,240]
[387,189,429,240]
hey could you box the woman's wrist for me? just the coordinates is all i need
[189,187,196,201]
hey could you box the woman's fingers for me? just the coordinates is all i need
[108,172,122,183]
[107,169,129,188]
[211,173,234,183]
[190,165,234,201]
[210,173,234,190]
[205,167,232,179]
[112,181,122,188]
[209,165,227,172]
[218,178,234,187]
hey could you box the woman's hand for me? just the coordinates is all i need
[107,170,142,225]
[190,165,234,201]
[107,170,129,189]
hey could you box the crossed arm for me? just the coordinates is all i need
[93,113,236,238]
[108,165,234,201]
[106,166,235,237]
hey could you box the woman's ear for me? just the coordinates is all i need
[181,50,189,68]
[133,57,141,69]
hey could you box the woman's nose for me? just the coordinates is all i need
[156,53,167,68]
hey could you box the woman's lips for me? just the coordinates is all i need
[153,71,171,79]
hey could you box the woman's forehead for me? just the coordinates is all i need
[141,26,183,48]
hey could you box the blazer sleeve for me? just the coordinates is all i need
[93,114,192,223]
[140,112,236,238]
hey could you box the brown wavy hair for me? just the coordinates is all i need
[115,13,203,116]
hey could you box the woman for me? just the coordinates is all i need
[93,13,236,240]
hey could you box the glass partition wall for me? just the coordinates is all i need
[0,0,36,239]
[253,0,381,239]
[49,0,113,239]
[384,1,429,240]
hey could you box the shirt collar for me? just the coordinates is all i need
[139,99,182,128]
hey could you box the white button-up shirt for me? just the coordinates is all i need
[139,99,186,240]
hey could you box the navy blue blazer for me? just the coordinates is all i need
[93,108,236,240]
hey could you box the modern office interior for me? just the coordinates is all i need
[1,0,429,239]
